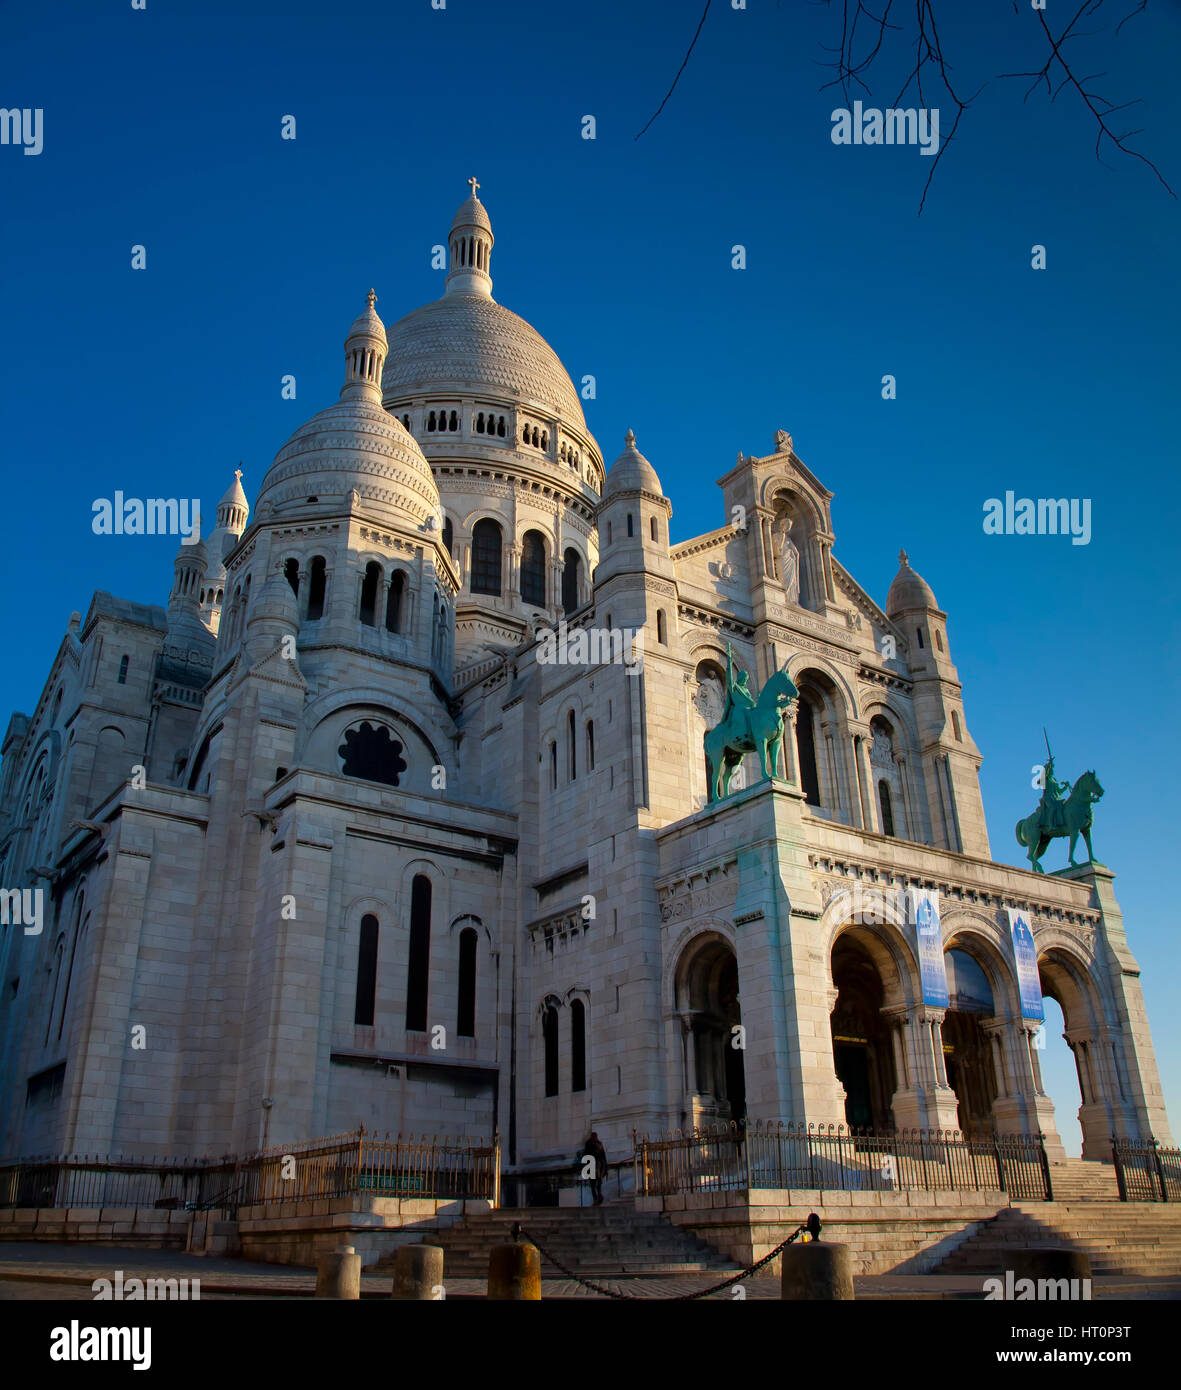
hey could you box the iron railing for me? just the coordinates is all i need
[1112,1138,1181,1202]
[0,1129,499,1216]
[635,1121,1052,1201]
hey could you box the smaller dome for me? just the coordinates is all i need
[604,430,663,497]
[347,289,387,346]
[451,192,492,235]
[249,563,300,630]
[886,549,939,617]
[217,471,248,518]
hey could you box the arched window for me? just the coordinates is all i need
[117,655,129,685]
[471,519,503,596]
[43,937,65,1046]
[952,710,963,741]
[457,927,478,1037]
[567,709,576,780]
[586,720,595,771]
[428,410,437,430]
[56,902,87,1042]
[307,557,327,620]
[385,571,405,633]
[476,412,485,433]
[561,548,581,613]
[656,610,667,645]
[497,417,506,438]
[359,562,381,626]
[650,516,658,541]
[338,721,407,786]
[354,914,379,1026]
[406,875,432,1032]
[795,695,822,806]
[442,516,453,556]
[449,410,458,431]
[284,558,300,596]
[571,999,586,1092]
[520,530,547,607]
[878,780,895,837]
[543,1004,560,1097]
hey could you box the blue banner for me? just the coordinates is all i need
[1006,907,1044,1021]
[909,889,948,1007]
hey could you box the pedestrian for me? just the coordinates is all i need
[581,1131,607,1205]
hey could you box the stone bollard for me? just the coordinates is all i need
[315,1244,362,1299]
[780,1241,855,1300]
[1008,1248,1092,1284]
[488,1242,541,1300]
[391,1243,444,1300]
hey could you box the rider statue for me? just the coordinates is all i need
[1039,754,1072,834]
[723,643,756,724]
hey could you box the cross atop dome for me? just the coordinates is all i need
[899,548,909,566]
[367,288,376,309]
[467,176,480,198]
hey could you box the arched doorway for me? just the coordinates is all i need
[830,934,897,1131]
[942,948,999,1135]
[675,935,745,1128]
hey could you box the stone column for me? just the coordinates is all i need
[506,542,521,603]
[852,730,874,832]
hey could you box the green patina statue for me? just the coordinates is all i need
[704,645,798,802]
[1015,733,1105,873]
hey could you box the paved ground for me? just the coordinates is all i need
[0,1243,1179,1300]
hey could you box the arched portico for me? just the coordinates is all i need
[672,932,746,1131]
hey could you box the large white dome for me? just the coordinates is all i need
[381,292,587,429]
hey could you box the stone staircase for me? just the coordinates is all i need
[1047,1158,1121,1202]
[935,1201,1181,1277]
[368,1200,745,1279]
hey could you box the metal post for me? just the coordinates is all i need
[1038,1134,1053,1202]
[1153,1140,1168,1203]
[1112,1138,1127,1202]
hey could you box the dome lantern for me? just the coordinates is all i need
[341,289,388,403]
[445,177,494,299]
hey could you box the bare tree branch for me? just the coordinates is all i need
[635,0,714,141]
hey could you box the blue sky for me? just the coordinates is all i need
[3,0,1179,1150]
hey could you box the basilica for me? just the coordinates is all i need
[0,185,1171,1177]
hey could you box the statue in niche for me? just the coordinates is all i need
[773,515,801,605]
[870,726,893,767]
[693,669,746,793]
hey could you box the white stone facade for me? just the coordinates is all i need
[0,190,1171,1176]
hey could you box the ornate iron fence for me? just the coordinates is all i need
[0,1129,500,1215]
[1112,1138,1181,1202]
[634,1121,1052,1201]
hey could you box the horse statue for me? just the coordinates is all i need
[704,667,798,802]
[1015,768,1104,873]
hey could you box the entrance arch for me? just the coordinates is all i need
[674,934,745,1129]
[829,933,898,1131]
[1039,945,1111,1158]
[942,947,999,1135]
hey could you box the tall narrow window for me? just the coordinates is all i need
[550,740,557,789]
[952,710,963,741]
[626,513,634,538]
[878,780,895,837]
[520,530,547,606]
[571,999,586,1092]
[284,558,300,596]
[117,655,129,685]
[795,696,822,806]
[656,610,667,645]
[562,548,581,613]
[307,557,327,620]
[568,709,576,780]
[442,517,453,556]
[471,519,503,596]
[543,1004,560,1097]
[916,628,924,649]
[457,927,477,1037]
[360,562,380,626]
[354,914,379,1026]
[650,516,658,541]
[385,571,405,633]
[586,720,595,771]
[405,875,432,1032]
